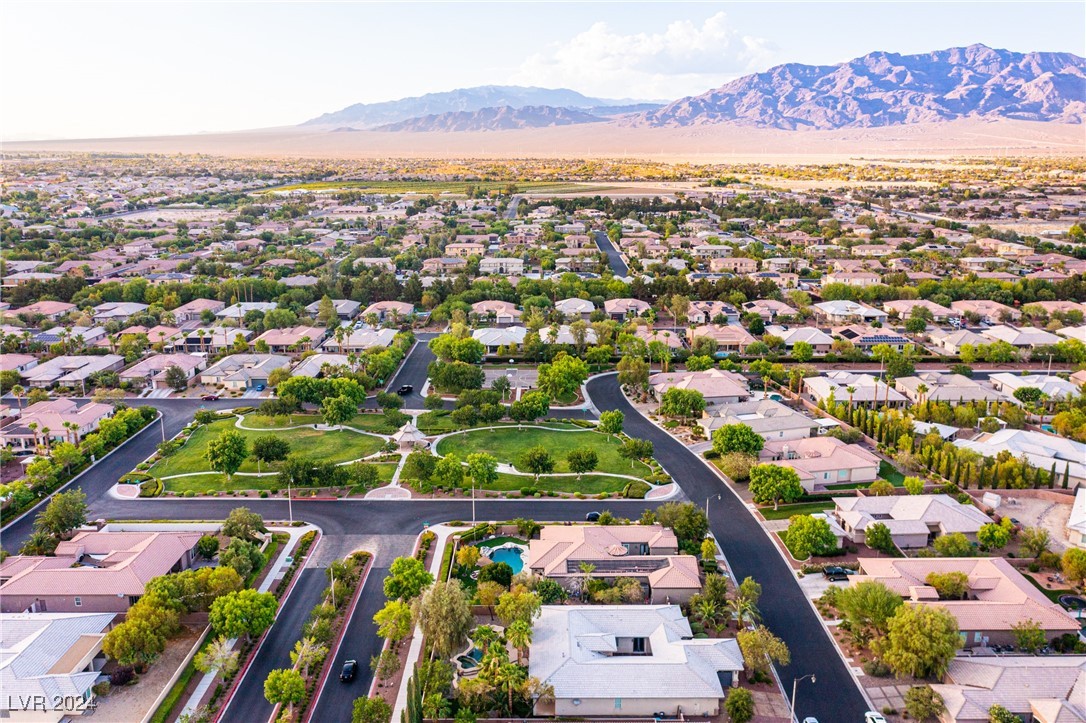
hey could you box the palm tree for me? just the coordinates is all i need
[846,386,856,411]
[916,383,929,406]
[63,421,78,444]
[10,384,24,410]
[494,662,524,715]
[694,598,719,628]
[41,427,52,453]
[728,595,761,630]
[506,620,532,664]
[27,422,40,454]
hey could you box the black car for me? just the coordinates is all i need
[340,659,358,683]
[585,511,601,522]
[396,384,414,396]
[822,566,849,582]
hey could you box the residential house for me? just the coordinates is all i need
[812,300,888,324]
[747,270,799,288]
[0,612,115,723]
[362,301,414,323]
[823,271,882,287]
[882,299,959,323]
[851,557,1080,648]
[710,257,758,274]
[479,257,525,276]
[980,325,1062,349]
[760,437,880,493]
[472,326,527,354]
[0,400,114,451]
[292,353,352,378]
[11,300,76,321]
[421,257,467,276]
[687,324,756,354]
[649,369,750,407]
[445,242,486,257]
[604,298,651,321]
[928,328,989,355]
[741,299,798,323]
[175,327,253,354]
[529,605,743,717]
[0,530,202,613]
[687,300,738,325]
[320,328,398,353]
[951,300,1020,324]
[803,372,908,408]
[199,354,292,390]
[20,355,125,390]
[528,525,701,604]
[634,327,684,350]
[1067,488,1086,549]
[215,302,278,323]
[120,353,205,390]
[91,302,149,324]
[172,298,226,323]
[0,354,38,374]
[895,373,1004,404]
[833,494,991,549]
[957,429,1086,489]
[765,326,833,354]
[989,373,1080,402]
[471,300,520,326]
[253,325,326,353]
[699,398,827,439]
[304,298,360,321]
[555,298,595,321]
[932,656,1086,723]
[833,325,910,352]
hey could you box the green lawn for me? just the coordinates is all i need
[150,419,384,478]
[163,473,281,494]
[760,500,836,521]
[349,462,399,495]
[240,414,323,429]
[345,413,401,435]
[484,472,634,495]
[436,425,651,479]
[879,460,905,486]
[417,411,463,434]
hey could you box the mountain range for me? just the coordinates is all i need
[302,86,658,129]
[303,45,1085,133]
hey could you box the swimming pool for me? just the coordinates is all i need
[488,547,524,574]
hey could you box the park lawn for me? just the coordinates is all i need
[240,413,323,429]
[348,462,399,495]
[345,413,400,435]
[163,473,280,495]
[150,419,384,478]
[759,500,836,521]
[482,472,631,495]
[437,425,651,479]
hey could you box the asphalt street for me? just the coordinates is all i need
[594,230,630,276]
[586,374,869,722]
[381,332,438,407]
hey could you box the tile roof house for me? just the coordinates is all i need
[760,437,880,493]
[528,525,701,604]
[200,353,292,390]
[981,325,1062,349]
[957,429,1086,489]
[253,325,327,353]
[172,298,226,322]
[554,298,595,320]
[812,300,888,324]
[0,399,114,451]
[803,372,908,408]
[11,300,76,321]
[528,605,743,717]
[650,369,750,407]
[479,257,525,276]
[932,656,1086,723]
[175,327,253,353]
[20,355,125,389]
[603,298,651,321]
[882,299,959,322]
[362,300,414,322]
[833,324,911,352]
[320,328,398,353]
[699,398,827,439]
[765,325,833,354]
[741,299,798,322]
[0,530,201,613]
[687,324,756,353]
[304,298,360,321]
[951,300,1020,324]
[0,612,116,722]
[928,328,989,355]
[91,301,149,323]
[119,353,205,389]
[894,373,1005,404]
[472,326,528,354]
[852,557,1080,647]
[687,300,738,325]
[989,373,1080,402]
[833,494,991,548]
[471,300,520,326]
[1066,488,1086,549]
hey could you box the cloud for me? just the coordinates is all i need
[511,12,776,101]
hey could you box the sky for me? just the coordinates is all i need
[2,1,1083,140]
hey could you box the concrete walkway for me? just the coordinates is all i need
[178,523,318,719]
[390,524,463,722]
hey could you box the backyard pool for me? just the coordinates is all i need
[488,547,525,574]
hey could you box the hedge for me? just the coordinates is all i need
[138,478,163,497]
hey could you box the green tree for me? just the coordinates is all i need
[1062,547,1086,585]
[251,435,290,473]
[374,599,414,644]
[291,636,327,677]
[194,636,239,679]
[903,476,925,495]
[414,580,474,658]
[748,464,803,510]
[785,514,838,559]
[506,619,532,663]
[263,668,305,714]
[711,423,764,456]
[868,479,894,496]
[210,589,277,643]
[1011,618,1046,654]
[433,453,465,489]
[737,626,790,675]
[616,355,650,397]
[987,705,1022,723]
[50,442,83,475]
[566,448,598,478]
[509,391,550,424]
[495,588,542,627]
[934,532,974,557]
[205,430,248,481]
[384,556,434,601]
[316,295,338,326]
[321,394,357,429]
[977,521,1011,551]
[33,489,87,538]
[875,605,960,678]
[537,352,589,401]
[352,696,392,723]
[518,445,554,479]
[19,530,58,556]
[925,571,970,600]
[792,340,814,362]
[164,364,190,392]
[618,437,653,465]
[1019,527,1051,558]
[219,538,263,578]
[196,535,220,559]
[597,410,624,437]
[467,452,499,489]
[222,507,266,540]
[865,522,896,554]
[904,685,946,722]
[836,581,903,642]
[656,501,709,546]
[659,387,706,422]
[724,687,754,723]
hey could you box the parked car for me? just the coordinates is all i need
[200,394,219,401]
[396,384,414,395]
[254,384,266,392]
[864,713,887,723]
[585,511,601,522]
[340,659,358,682]
[822,566,850,582]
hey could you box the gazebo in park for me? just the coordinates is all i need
[391,421,428,450]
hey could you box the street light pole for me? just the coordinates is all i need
[288,475,294,525]
[471,483,476,527]
[159,413,166,443]
[706,494,720,518]
[789,673,816,722]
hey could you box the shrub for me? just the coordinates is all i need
[138,479,163,497]
[863,659,891,677]
[1039,550,1062,569]
[119,472,153,484]
[92,681,111,697]
[110,667,136,686]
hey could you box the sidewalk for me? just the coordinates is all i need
[178,523,317,719]
[390,524,464,722]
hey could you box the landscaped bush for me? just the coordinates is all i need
[119,472,153,484]
[110,667,136,686]
[138,478,163,497]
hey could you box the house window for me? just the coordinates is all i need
[74,597,82,607]
[614,699,622,710]
[632,637,646,653]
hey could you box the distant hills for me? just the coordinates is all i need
[303,45,1084,134]
[302,85,659,129]
[627,44,1085,129]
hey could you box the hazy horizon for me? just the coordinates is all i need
[2,1,1084,142]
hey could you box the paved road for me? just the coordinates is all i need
[585,374,869,722]
[382,332,438,407]
[503,195,522,220]
[221,567,328,723]
[593,230,629,276]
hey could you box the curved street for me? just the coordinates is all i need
[1,374,869,722]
